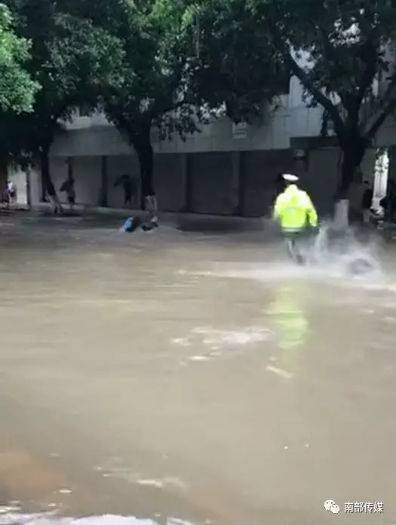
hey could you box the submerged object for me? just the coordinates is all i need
[346,258,375,276]
[141,218,159,232]
[121,216,141,233]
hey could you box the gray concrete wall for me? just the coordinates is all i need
[46,155,141,208]
[35,60,396,218]
[52,59,396,159]
[44,150,294,216]
[53,101,293,158]
[73,156,102,206]
[241,150,295,217]
[8,165,29,206]
[297,148,376,218]
[40,148,366,218]
[51,127,132,157]
[49,156,102,206]
[29,168,41,207]
[32,142,380,218]
[188,152,237,215]
[300,149,339,217]
[154,154,187,212]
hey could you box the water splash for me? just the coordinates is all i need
[305,223,382,278]
[0,514,194,525]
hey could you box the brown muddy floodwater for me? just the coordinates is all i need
[0,213,396,525]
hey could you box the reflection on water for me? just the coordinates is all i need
[265,284,310,379]
[267,284,310,351]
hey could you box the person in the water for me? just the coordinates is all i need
[273,174,318,264]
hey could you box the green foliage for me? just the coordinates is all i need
[42,12,124,121]
[187,0,396,193]
[0,0,124,163]
[0,3,38,113]
[3,0,395,199]
[248,0,396,141]
[72,0,199,143]
[65,0,201,197]
[190,0,396,132]
[182,0,289,123]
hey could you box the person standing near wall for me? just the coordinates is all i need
[6,180,17,209]
[114,174,136,208]
[60,176,76,210]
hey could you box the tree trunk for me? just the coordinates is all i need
[337,148,363,199]
[40,146,63,214]
[0,157,8,200]
[26,166,32,208]
[132,124,158,228]
[136,139,154,204]
[334,139,366,229]
[100,156,108,207]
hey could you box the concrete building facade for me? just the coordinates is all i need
[11,74,396,217]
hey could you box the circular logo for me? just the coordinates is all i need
[324,500,340,514]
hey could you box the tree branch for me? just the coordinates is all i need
[365,96,396,141]
[150,96,186,118]
[283,49,345,139]
[315,23,357,118]
[352,40,378,123]
[364,75,396,140]
[266,14,346,140]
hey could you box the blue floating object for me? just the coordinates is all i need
[121,216,140,232]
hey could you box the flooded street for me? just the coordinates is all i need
[1,213,396,525]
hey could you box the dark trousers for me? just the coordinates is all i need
[283,229,316,264]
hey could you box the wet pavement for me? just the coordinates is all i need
[0,212,396,525]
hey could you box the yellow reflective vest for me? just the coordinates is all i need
[273,184,318,232]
